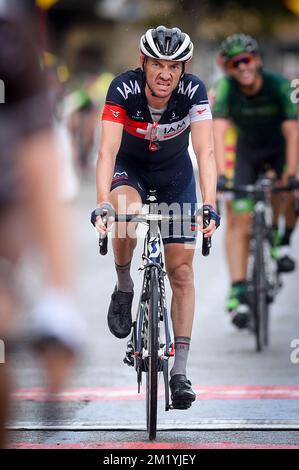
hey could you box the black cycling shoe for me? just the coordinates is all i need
[107,286,133,339]
[226,284,250,330]
[277,255,296,273]
[231,305,250,329]
[169,374,196,409]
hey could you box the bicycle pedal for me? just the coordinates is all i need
[123,355,134,367]
[124,341,134,366]
[126,339,134,352]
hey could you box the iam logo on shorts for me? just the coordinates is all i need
[113,171,128,181]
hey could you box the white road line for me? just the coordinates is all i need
[7,420,299,431]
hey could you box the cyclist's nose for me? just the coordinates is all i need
[159,68,171,81]
[238,62,249,71]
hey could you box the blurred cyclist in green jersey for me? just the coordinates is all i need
[211,33,299,329]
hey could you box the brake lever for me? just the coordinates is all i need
[202,208,211,257]
[99,215,108,256]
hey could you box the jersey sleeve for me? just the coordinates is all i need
[101,75,127,124]
[187,77,212,123]
[210,77,231,119]
[276,76,297,121]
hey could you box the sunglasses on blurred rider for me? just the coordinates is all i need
[227,55,254,69]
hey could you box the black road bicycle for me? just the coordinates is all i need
[219,178,294,352]
[93,190,211,440]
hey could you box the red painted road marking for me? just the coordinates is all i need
[7,442,299,449]
[11,386,299,402]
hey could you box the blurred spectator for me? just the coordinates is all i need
[64,87,98,177]
[0,7,85,448]
[43,61,80,202]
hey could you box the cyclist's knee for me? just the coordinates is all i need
[225,200,238,228]
[168,263,194,290]
[110,186,142,241]
[110,186,142,213]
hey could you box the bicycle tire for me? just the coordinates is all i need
[262,239,271,347]
[252,217,269,352]
[146,267,159,440]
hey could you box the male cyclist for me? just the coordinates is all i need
[92,26,220,409]
[212,34,299,328]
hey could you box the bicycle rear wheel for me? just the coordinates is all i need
[252,221,269,352]
[146,267,159,440]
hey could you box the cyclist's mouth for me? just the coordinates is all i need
[239,70,254,82]
[156,80,171,91]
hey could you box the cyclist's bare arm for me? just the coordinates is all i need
[212,118,230,176]
[282,120,299,177]
[96,120,124,233]
[96,120,123,203]
[191,119,217,237]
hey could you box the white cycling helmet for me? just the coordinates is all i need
[140,25,193,62]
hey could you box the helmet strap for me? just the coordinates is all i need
[142,57,159,97]
[141,56,146,71]
[146,81,159,97]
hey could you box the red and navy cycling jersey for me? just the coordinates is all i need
[101,68,212,173]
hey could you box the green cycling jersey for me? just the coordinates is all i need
[211,70,297,145]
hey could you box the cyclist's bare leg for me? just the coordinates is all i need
[106,186,142,338]
[229,212,251,282]
[165,244,196,402]
[271,191,297,235]
[164,244,195,338]
[284,192,297,229]
[270,173,297,271]
[109,186,142,266]
[271,191,283,228]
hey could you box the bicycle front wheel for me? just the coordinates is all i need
[146,267,159,440]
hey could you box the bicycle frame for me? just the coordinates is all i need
[128,191,173,412]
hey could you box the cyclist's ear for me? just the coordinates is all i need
[182,60,190,76]
[140,53,147,70]
[255,54,263,69]
[217,53,226,72]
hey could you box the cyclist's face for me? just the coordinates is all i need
[226,54,261,87]
[143,58,183,98]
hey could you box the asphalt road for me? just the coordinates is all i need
[6,179,299,448]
